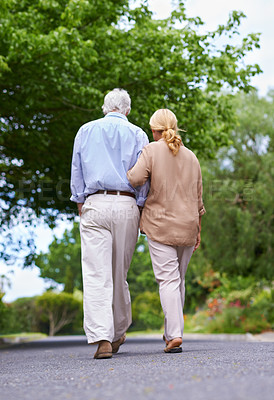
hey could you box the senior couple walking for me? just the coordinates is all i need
[70,88,205,359]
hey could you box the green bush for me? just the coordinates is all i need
[252,288,274,330]
[210,275,257,301]
[185,262,222,314]
[207,307,270,334]
[10,296,40,333]
[36,291,82,336]
[0,290,84,336]
[0,292,9,334]
[0,295,39,334]
[186,280,273,334]
[57,290,84,335]
[131,291,164,331]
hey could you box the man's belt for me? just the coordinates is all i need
[87,190,135,199]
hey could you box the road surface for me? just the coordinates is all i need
[1,335,273,400]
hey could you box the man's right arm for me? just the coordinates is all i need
[70,129,86,205]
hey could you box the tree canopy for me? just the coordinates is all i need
[35,222,82,292]
[0,0,261,236]
[201,90,274,281]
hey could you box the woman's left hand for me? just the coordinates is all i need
[193,233,201,252]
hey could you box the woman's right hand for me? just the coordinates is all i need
[193,232,201,252]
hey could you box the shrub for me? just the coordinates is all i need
[186,281,273,334]
[0,295,40,334]
[10,296,40,333]
[57,290,84,335]
[206,307,270,334]
[36,291,82,336]
[0,292,9,334]
[131,291,164,331]
[252,288,274,330]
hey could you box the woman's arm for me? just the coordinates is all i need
[193,215,202,252]
[197,163,206,216]
[127,147,151,188]
[194,163,206,252]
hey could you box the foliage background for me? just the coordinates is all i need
[0,1,273,335]
[1,0,260,236]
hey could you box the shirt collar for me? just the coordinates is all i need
[104,112,128,121]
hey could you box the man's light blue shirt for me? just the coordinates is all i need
[70,112,150,206]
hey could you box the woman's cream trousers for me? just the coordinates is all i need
[80,193,139,344]
[147,238,194,341]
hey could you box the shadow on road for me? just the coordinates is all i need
[0,336,222,353]
[0,336,165,351]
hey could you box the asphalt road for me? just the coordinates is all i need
[1,336,274,400]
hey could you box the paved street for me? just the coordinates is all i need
[1,335,274,400]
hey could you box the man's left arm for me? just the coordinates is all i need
[70,129,85,213]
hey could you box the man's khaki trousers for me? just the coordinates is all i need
[147,238,194,341]
[80,193,139,344]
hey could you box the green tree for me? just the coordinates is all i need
[0,0,261,238]
[201,90,274,281]
[35,222,82,292]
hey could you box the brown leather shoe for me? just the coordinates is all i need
[94,340,112,359]
[164,337,183,353]
[112,334,126,354]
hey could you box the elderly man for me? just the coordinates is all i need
[70,88,149,359]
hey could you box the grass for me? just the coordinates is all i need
[0,332,46,338]
[0,332,47,345]
[127,314,208,336]
[127,329,162,337]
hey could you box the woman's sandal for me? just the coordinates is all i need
[163,335,169,345]
[164,337,183,353]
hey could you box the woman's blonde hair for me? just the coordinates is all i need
[149,109,182,156]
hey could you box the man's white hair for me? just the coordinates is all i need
[102,88,131,115]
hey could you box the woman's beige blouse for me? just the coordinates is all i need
[127,139,206,247]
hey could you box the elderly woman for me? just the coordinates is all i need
[127,109,206,353]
